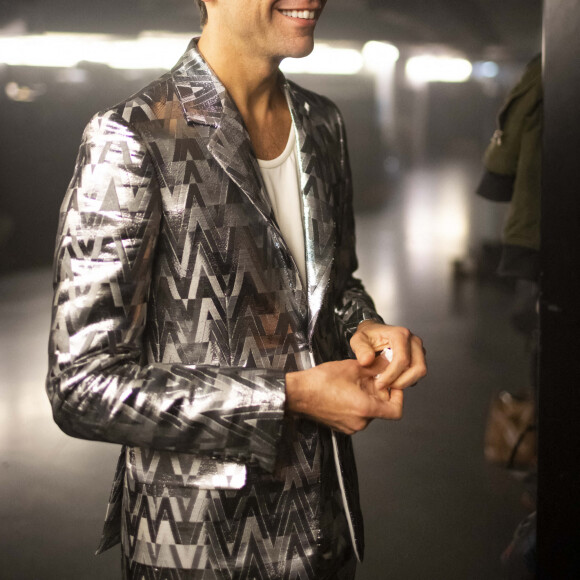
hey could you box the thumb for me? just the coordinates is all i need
[375,387,404,419]
[350,332,376,366]
[386,388,404,419]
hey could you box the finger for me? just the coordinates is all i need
[375,388,404,420]
[388,366,426,390]
[350,332,377,366]
[388,388,404,419]
[359,364,381,381]
[343,359,377,383]
[365,356,390,378]
[374,333,413,387]
[383,338,427,390]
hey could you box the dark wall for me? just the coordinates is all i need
[426,81,501,159]
[539,0,580,575]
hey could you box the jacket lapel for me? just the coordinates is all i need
[171,39,273,224]
[208,112,274,225]
[286,82,337,341]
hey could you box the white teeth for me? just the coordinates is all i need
[280,9,316,20]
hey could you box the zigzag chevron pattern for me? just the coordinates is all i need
[47,38,382,577]
[119,422,355,579]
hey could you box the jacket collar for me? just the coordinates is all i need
[170,38,313,128]
[171,37,226,128]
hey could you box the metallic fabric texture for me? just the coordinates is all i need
[46,38,382,578]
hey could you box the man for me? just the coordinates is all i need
[46,0,426,578]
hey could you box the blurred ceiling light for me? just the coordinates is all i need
[280,44,363,75]
[0,32,192,69]
[5,81,45,102]
[0,33,109,68]
[362,41,400,72]
[55,68,89,84]
[0,33,365,75]
[103,35,191,70]
[474,61,500,79]
[406,55,473,85]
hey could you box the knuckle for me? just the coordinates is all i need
[352,418,368,432]
[395,354,412,372]
[345,402,369,433]
[398,326,411,340]
[392,407,403,421]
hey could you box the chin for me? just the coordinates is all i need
[282,38,315,60]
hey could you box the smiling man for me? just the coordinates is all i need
[46,0,426,578]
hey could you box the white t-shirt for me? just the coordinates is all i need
[257,127,306,286]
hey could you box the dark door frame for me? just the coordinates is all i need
[539,0,580,576]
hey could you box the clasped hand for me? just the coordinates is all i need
[286,322,427,434]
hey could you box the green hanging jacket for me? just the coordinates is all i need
[477,55,542,280]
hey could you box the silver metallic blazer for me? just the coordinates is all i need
[47,38,382,574]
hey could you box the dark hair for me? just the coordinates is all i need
[194,0,208,27]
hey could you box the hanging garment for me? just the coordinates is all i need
[477,55,542,280]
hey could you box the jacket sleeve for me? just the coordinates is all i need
[332,107,384,346]
[46,110,286,473]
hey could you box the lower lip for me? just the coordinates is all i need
[277,11,318,26]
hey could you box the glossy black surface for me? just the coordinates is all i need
[539,0,580,575]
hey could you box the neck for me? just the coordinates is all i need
[197,30,284,119]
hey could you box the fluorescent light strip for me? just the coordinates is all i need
[406,55,473,84]
[2,33,476,86]
[0,33,385,75]
[281,44,364,75]
[0,32,193,69]
[362,41,400,71]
